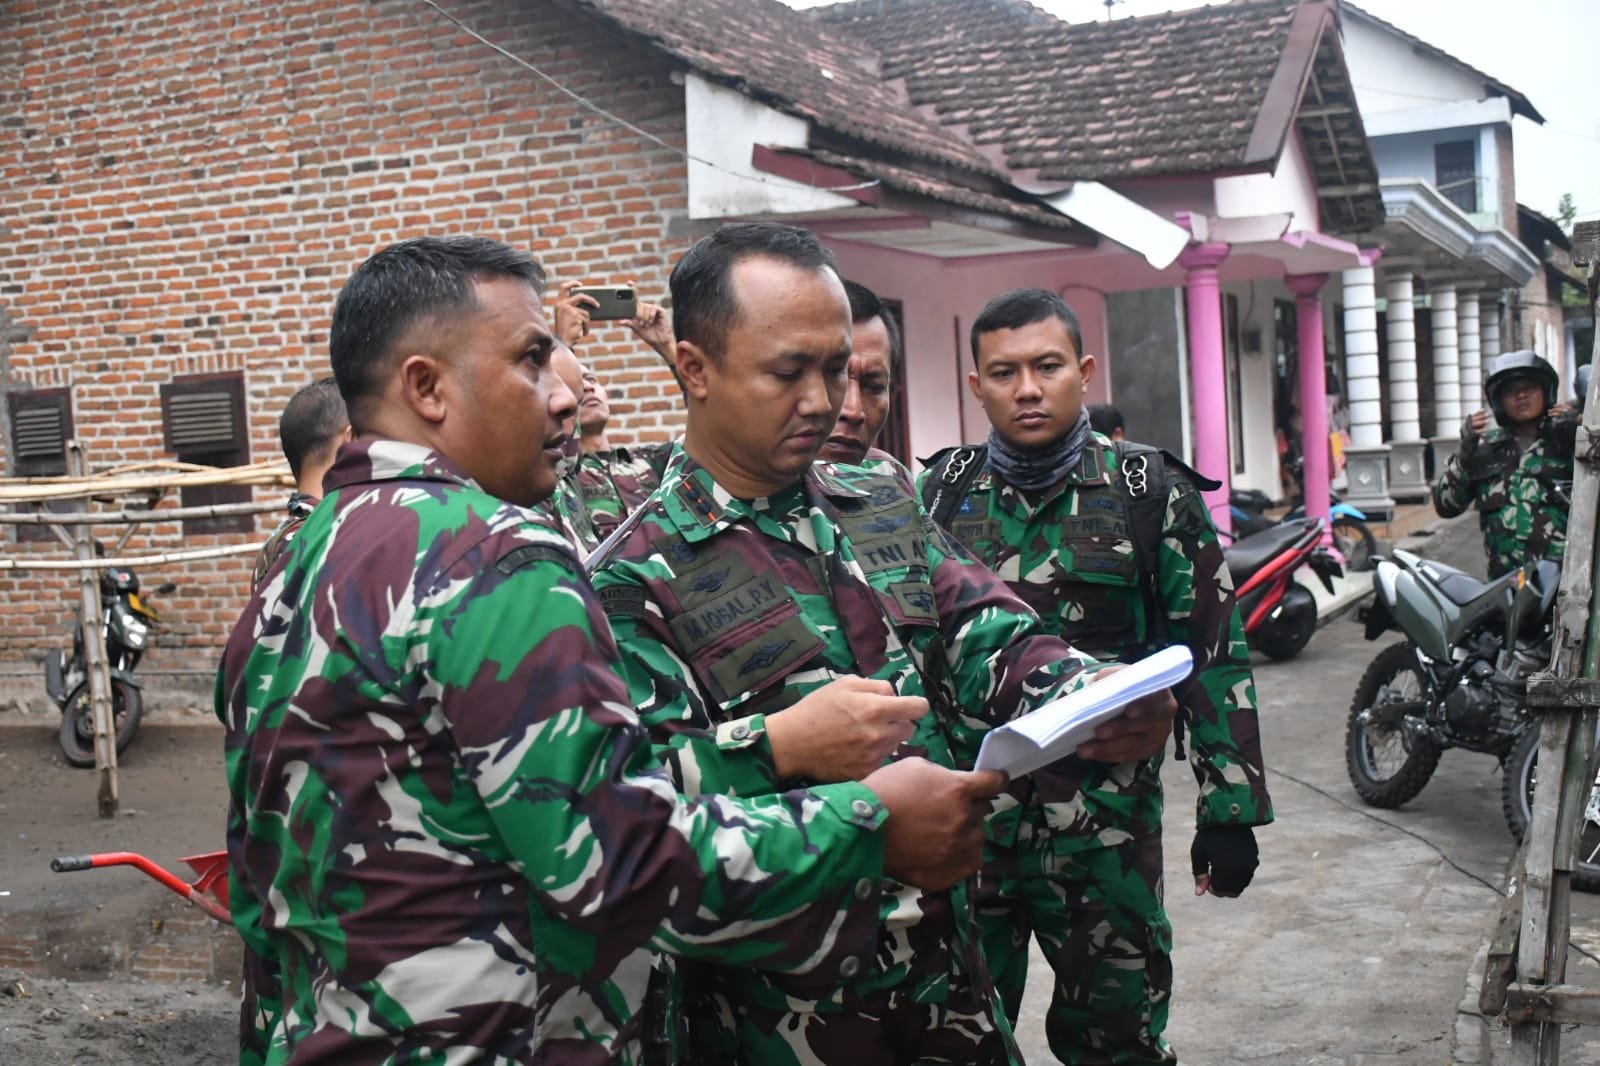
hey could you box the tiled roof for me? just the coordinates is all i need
[814,0,1305,183]
[564,0,1004,178]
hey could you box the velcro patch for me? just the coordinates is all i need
[599,584,647,620]
[495,543,574,575]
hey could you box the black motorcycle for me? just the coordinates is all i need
[44,566,169,768]
[1346,548,1599,889]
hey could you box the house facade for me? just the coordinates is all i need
[1334,4,1545,507]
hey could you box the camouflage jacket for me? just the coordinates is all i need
[919,435,1273,848]
[590,446,1104,1012]
[250,492,317,590]
[577,443,673,540]
[216,440,894,1066]
[537,437,601,554]
[1433,415,1577,578]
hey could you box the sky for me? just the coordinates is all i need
[782,0,1600,228]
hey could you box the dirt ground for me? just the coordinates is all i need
[0,969,236,1065]
[0,721,237,1063]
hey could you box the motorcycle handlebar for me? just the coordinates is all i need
[50,855,94,873]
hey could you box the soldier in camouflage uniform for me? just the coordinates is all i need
[816,279,899,467]
[539,341,602,553]
[220,235,1003,1066]
[1434,349,1577,578]
[591,224,1179,1065]
[576,366,674,540]
[920,289,1272,1065]
[250,378,348,589]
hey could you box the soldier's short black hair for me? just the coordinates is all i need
[329,236,547,425]
[843,279,902,370]
[1087,403,1124,437]
[970,288,1083,368]
[278,377,349,480]
[670,223,839,363]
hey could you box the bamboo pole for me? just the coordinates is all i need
[0,543,260,572]
[67,442,118,818]
[0,461,290,502]
[0,499,282,525]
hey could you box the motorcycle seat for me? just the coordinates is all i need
[1224,522,1309,584]
[1417,559,1501,606]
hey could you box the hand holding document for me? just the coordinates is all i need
[975,646,1194,777]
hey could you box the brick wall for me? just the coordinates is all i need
[0,0,693,670]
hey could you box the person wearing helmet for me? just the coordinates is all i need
[1433,350,1578,577]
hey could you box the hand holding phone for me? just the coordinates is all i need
[569,285,638,322]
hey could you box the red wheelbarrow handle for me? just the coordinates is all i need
[51,852,233,925]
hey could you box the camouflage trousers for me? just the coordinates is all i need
[677,942,1021,1066]
[974,830,1175,1065]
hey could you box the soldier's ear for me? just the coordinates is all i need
[398,353,449,425]
[1078,353,1097,390]
[677,340,714,402]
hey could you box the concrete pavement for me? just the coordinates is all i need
[1014,510,1600,1065]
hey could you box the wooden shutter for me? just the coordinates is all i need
[160,373,253,534]
[7,389,73,477]
[7,389,76,543]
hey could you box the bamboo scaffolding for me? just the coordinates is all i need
[0,445,284,817]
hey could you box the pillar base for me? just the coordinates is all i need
[1386,440,1430,502]
[1342,444,1395,519]
[1430,436,1460,482]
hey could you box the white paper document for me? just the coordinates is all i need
[975,646,1194,777]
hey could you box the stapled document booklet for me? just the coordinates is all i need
[974,645,1194,777]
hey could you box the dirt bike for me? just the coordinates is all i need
[1346,548,1600,890]
[43,566,172,768]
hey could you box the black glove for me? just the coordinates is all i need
[1456,416,1481,462]
[1190,824,1259,897]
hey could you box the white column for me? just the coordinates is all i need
[1457,290,1482,415]
[1340,266,1394,513]
[1431,283,1461,436]
[1342,267,1382,447]
[1385,273,1420,441]
[1479,294,1502,371]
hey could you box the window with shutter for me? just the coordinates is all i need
[6,389,76,544]
[160,373,253,535]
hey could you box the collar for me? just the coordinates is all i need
[323,439,482,495]
[657,445,820,544]
[286,491,319,518]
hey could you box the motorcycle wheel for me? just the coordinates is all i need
[1502,725,1600,893]
[1331,515,1382,573]
[1253,583,1318,661]
[1345,641,1442,808]
[58,678,143,769]
[1331,517,1378,572]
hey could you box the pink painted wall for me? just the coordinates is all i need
[828,239,1182,464]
